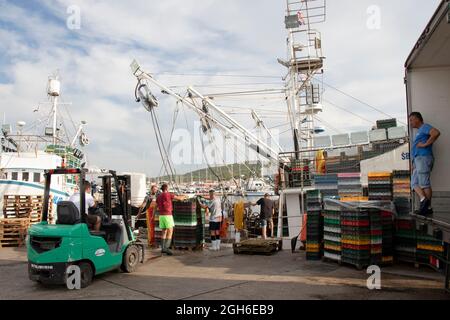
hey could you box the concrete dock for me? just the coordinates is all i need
[0,246,448,300]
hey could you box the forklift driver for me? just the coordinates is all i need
[69,181,101,231]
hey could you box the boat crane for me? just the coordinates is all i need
[251,110,284,153]
[130,60,286,175]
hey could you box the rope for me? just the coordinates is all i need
[149,108,180,192]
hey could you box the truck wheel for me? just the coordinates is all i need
[121,245,139,273]
[78,262,94,288]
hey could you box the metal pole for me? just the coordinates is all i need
[188,87,280,160]
[277,191,284,238]
[52,96,58,145]
[252,110,284,152]
[136,72,280,167]
[71,123,84,147]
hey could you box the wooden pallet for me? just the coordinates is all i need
[233,239,283,256]
[3,195,51,225]
[0,218,29,248]
[173,245,204,252]
[395,257,445,273]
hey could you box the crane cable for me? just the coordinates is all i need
[149,107,180,193]
[187,95,242,194]
[156,100,181,178]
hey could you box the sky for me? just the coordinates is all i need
[0,0,442,177]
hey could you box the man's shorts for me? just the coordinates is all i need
[209,221,221,231]
[159,215,175,229]
[261,218,273,228]
[412,155,434,190]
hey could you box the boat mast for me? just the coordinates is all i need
[48,74,61,146]
[280,0,326,156]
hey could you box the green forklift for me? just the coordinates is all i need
[27,168,145,288]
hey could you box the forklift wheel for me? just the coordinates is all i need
[121,245,139,273]
[78,262,94,288]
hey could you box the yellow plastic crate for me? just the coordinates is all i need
[417,244,444,252]
[342,239,371,246]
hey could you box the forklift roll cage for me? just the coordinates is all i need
[42,168,132,241]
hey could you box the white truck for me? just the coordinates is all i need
[405,0,449,292]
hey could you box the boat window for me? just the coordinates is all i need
[22,172,30,182]
[34,172,41,183]
[12,172,18,181]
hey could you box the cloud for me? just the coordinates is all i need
[0,0,441,177]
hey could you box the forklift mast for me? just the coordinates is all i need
[101,172,132,240]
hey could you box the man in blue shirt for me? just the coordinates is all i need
[409,112,441,215]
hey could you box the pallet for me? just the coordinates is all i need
[173,244,204,252]
[395,257,445,273]
[322,256,342,265]
[339,259,369,271]
[0,240,24,248]
[2,194,50,225]
[233,239,283,256]
[0,218,30,248]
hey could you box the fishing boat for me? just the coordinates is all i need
[0,73,90,217]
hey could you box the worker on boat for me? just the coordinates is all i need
[409,112,441,216]
[199,190,223,251]
[69,181,100,231]
[156,184,186,255]
[250,193,275,239]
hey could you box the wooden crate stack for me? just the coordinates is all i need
[0,219,29,248]
[1,195,53,248]
[3,195,53,224]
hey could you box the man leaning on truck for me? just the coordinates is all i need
[409,112,441,216]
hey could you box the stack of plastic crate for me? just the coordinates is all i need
[341,207,371,269]
[173,199,202,248]
[368,172,393,201]
[416,232,445,267]
[381,209,395,265]
[290,159,311,188]
[306,190,323,260]
[196,199,206,247]
[392,170,416,262]
[369,208,383,265]
[338,173,363,198]
[313,174,339,198]
[323,200,342,262]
